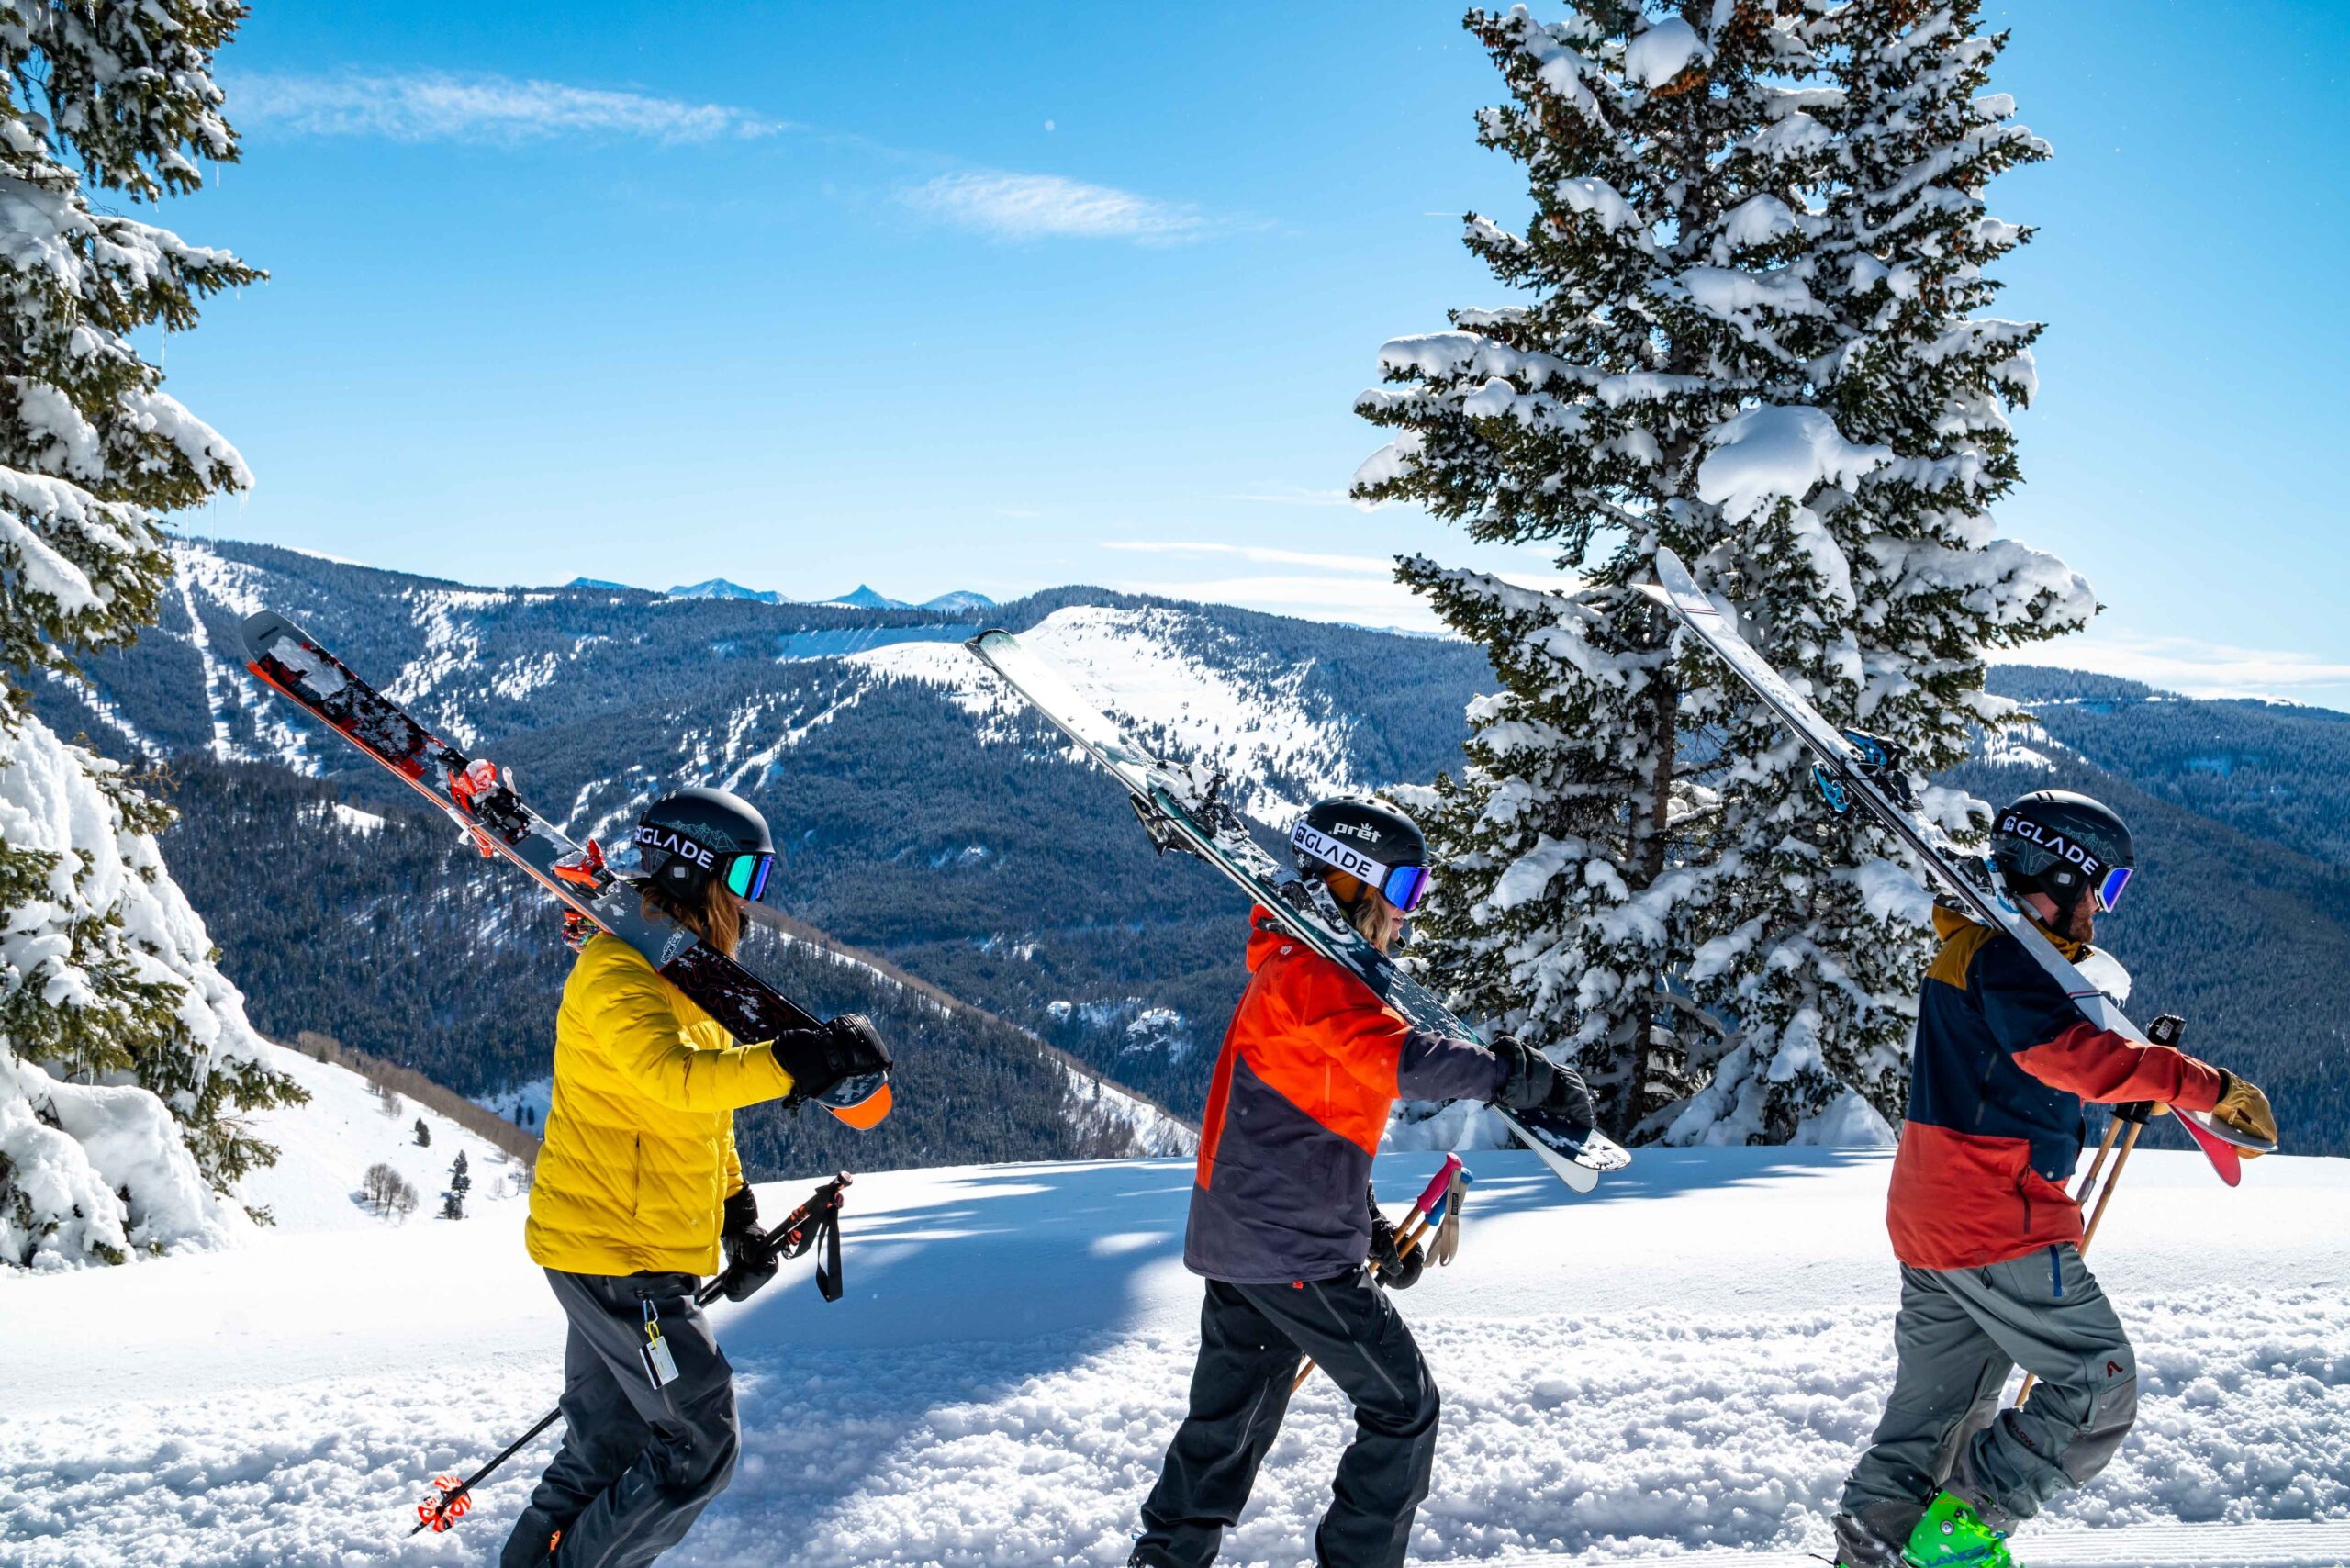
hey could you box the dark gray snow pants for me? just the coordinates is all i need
[1132,1272,1440,1568]
[1841,1244,2138,1539]
[501,1269,740,1568]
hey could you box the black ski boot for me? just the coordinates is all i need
[1830,1506,1912,1568]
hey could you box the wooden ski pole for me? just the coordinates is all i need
[1292,1156,1461,1394]
[2016,1104,2152,1406]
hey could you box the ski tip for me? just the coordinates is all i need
[821,1075,893,1131]
[965,628,1015,656]
[239,610,309,660]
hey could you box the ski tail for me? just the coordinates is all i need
[2174,1111,2245,1187]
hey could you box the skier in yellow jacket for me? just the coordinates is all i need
[505,789,889,1568]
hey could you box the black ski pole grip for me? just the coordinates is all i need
[2116,1100,2157,1125]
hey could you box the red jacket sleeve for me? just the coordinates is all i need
[2011,1021,2225,1111]
[1288,961,1505,1104]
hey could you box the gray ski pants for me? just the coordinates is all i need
[1132,1272,1440,1568]
[1841,1244,2137,1537]
[502,1269,740,1568]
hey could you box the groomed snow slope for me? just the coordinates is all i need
[3,1148,2346,1566]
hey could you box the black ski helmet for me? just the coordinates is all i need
[634,788,776,901]
[1292,797,1433,913]
[1992,789,2135,915]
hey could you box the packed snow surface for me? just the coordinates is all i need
[4,1147,2346,1565]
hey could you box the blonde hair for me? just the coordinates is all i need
[640,875,744,958]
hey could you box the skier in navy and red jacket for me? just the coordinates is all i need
[1129,797,1590,1568]
[1833,790,2277,1568]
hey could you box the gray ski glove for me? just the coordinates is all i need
[1488,1035,1555,1110]
[1365,1185,1425,1291]
[718,1185,778,1302]
[1541,1059,1599,1127]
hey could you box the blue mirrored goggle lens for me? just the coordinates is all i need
[2095,865,2133,913]
[1382,864,1432,914]
[725,852,774,902]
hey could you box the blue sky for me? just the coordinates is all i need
[154,2,2350,701]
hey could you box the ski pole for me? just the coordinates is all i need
[2071,1115,2125,1204]
[2015,1103,2154,1406]
[1292,1156,1463,1395]
[409,1172,852,1536]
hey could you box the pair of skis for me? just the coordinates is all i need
[239,614,891,1131]
[1638,547,2274,1180]
[967,632,1633,1193]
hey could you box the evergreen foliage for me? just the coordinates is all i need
[0,0,301,1268]
[1355,1,2088,1141]
[441,1149,468,1220]
[412,1116,430,1148]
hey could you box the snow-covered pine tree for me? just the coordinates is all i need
[441,1150,469,1220]
[0,0,303,1269]
[1356,1,2091,1142]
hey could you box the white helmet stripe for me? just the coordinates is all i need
[1292,820,1394,886]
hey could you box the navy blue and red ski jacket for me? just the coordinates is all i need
[1184,907,1505,1284]
[1886,906,2225,1271]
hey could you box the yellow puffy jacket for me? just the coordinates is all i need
[525,933,796,1277]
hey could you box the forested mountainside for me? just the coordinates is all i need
[39,543,2350,1159]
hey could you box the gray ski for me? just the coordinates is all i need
[966,628,1629,1193]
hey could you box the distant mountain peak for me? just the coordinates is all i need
[669,578,789,604]
[824,585,911,610]
[567,576,639,592]
[820,586,996,613]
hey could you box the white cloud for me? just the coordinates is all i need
[1101,540,1575,632]
[228,72,791,144]
[1102,541,1397,577]
[1993,632,2350,703]
[901,171,1207,242]
[1220,486,1364,509]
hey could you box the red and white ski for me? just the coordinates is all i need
[240,610,892,1131]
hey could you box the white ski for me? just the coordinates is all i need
[1640,547,2271,1183]
[966,628,1630,1193]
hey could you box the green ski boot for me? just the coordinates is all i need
[1902,1491,2015,1567]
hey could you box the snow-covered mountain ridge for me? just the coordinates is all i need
[39,538,2350,1163]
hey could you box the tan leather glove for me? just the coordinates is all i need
[2210,1069,2276,1153]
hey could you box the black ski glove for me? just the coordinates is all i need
[1542,1059,1599,1128]
[1366,1186,1424,1291]
[1488,1035,1555,1110]
[774,1013,893,1106]
[718,1185,778,1302]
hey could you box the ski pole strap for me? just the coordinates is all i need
[699,1172,852,1308]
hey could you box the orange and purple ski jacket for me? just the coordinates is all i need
[1184,907,1505,1284]
[1886,907,2225,1271]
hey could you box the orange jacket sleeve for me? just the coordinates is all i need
[2012,1020,2226,1111]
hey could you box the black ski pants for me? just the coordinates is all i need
[1133,1272,1440,1568]
[502,1269,740,1568]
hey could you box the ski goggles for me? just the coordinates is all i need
[724,850,775,902]
[1291,822,1433,914]
[2093,865,2133,914]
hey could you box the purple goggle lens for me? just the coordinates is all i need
[1382,864,1432,915]
[2094,865,2132,914]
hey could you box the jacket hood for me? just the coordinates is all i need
[1930,902,2087,960]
